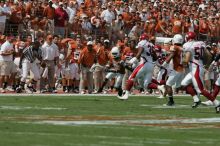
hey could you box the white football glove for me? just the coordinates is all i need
[129,57,138,64]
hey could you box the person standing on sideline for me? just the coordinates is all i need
[0,36,17,93]
[78,41,96,94]
[40,34,59,93]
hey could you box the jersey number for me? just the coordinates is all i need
[146,45,153,56]
[194,47,204,60]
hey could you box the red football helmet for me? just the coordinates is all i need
[185,32,196,42]
[139,33,148,41]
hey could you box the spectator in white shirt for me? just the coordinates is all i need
[0,3,11,34]
[101,5,115,24]
[81,15,92,34]
[101,5,115,40]
[67,2,77,24]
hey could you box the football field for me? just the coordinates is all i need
[0,94,220,146]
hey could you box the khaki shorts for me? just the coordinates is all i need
[0,61,17,76]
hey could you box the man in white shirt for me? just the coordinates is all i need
[0,3,10,34]
[0,36,17,93]
[101,5,115,40]
[40,34,59,93]
[101,5,115,24]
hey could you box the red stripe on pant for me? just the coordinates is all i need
[194,65,215,101]
[126,63,144,91]
[194,66,204,91]
[129,63,144,80]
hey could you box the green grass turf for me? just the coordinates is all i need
[0,95,220,146]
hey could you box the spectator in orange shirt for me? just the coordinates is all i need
[155,15,167,37]
[209,17,218,43]
[43,1,55,34]
[199,16,210,41]
[172,13,184,35]
[78,41,96,94]
[92,39,110,93]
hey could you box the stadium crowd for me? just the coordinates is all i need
[0,0,220,108]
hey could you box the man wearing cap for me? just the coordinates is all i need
[43,1,55,34]
[40,34,59,93]
[54,2,69,37]
[78,41,96,94]
[92,39,110,93]
[81,15,92,34]
[0,36,17,93]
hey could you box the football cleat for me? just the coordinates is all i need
[16,87,22,93]
[117,91,129,100]
[215,105,220,113]
[117,88,123,97]
[192,101,201,108]
[157,95,165,99]
[165,100,175,106]
[27,86,36,93]
[201,100,214,106]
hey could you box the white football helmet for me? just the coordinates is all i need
[59,54,65,61]
[172,34,184,45]
[111,47,120,59]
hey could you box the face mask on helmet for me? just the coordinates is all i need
[111,47,120,59]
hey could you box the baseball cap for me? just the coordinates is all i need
[104,39,110,43]
[87,41,93,45]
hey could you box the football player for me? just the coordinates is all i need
[118,33,164,100]
[98,46,125,96]
[181,32,220,112]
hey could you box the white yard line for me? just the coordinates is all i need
[30,117,220,126]
[140,104,212,109]
[0,93,191,97]
[0,106,67,110]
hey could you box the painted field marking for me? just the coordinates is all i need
[140,104,212,109]
[0,93,191,97]
[0,106,67,110]
[28,117,220,126]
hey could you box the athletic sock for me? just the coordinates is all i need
[213,100,220,107]
[126,80,134,91]
[168,96,174,103]
[19,82,25,90]
[193,95,200,102]
[201,90,215,101]
[212,85,220,98]
[185,84,196,96]
[63,86,66,91]
[3,82,8,89]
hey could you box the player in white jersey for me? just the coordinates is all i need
[206,53,220,112]
[118,33,163,100]
[181,32,220,112]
